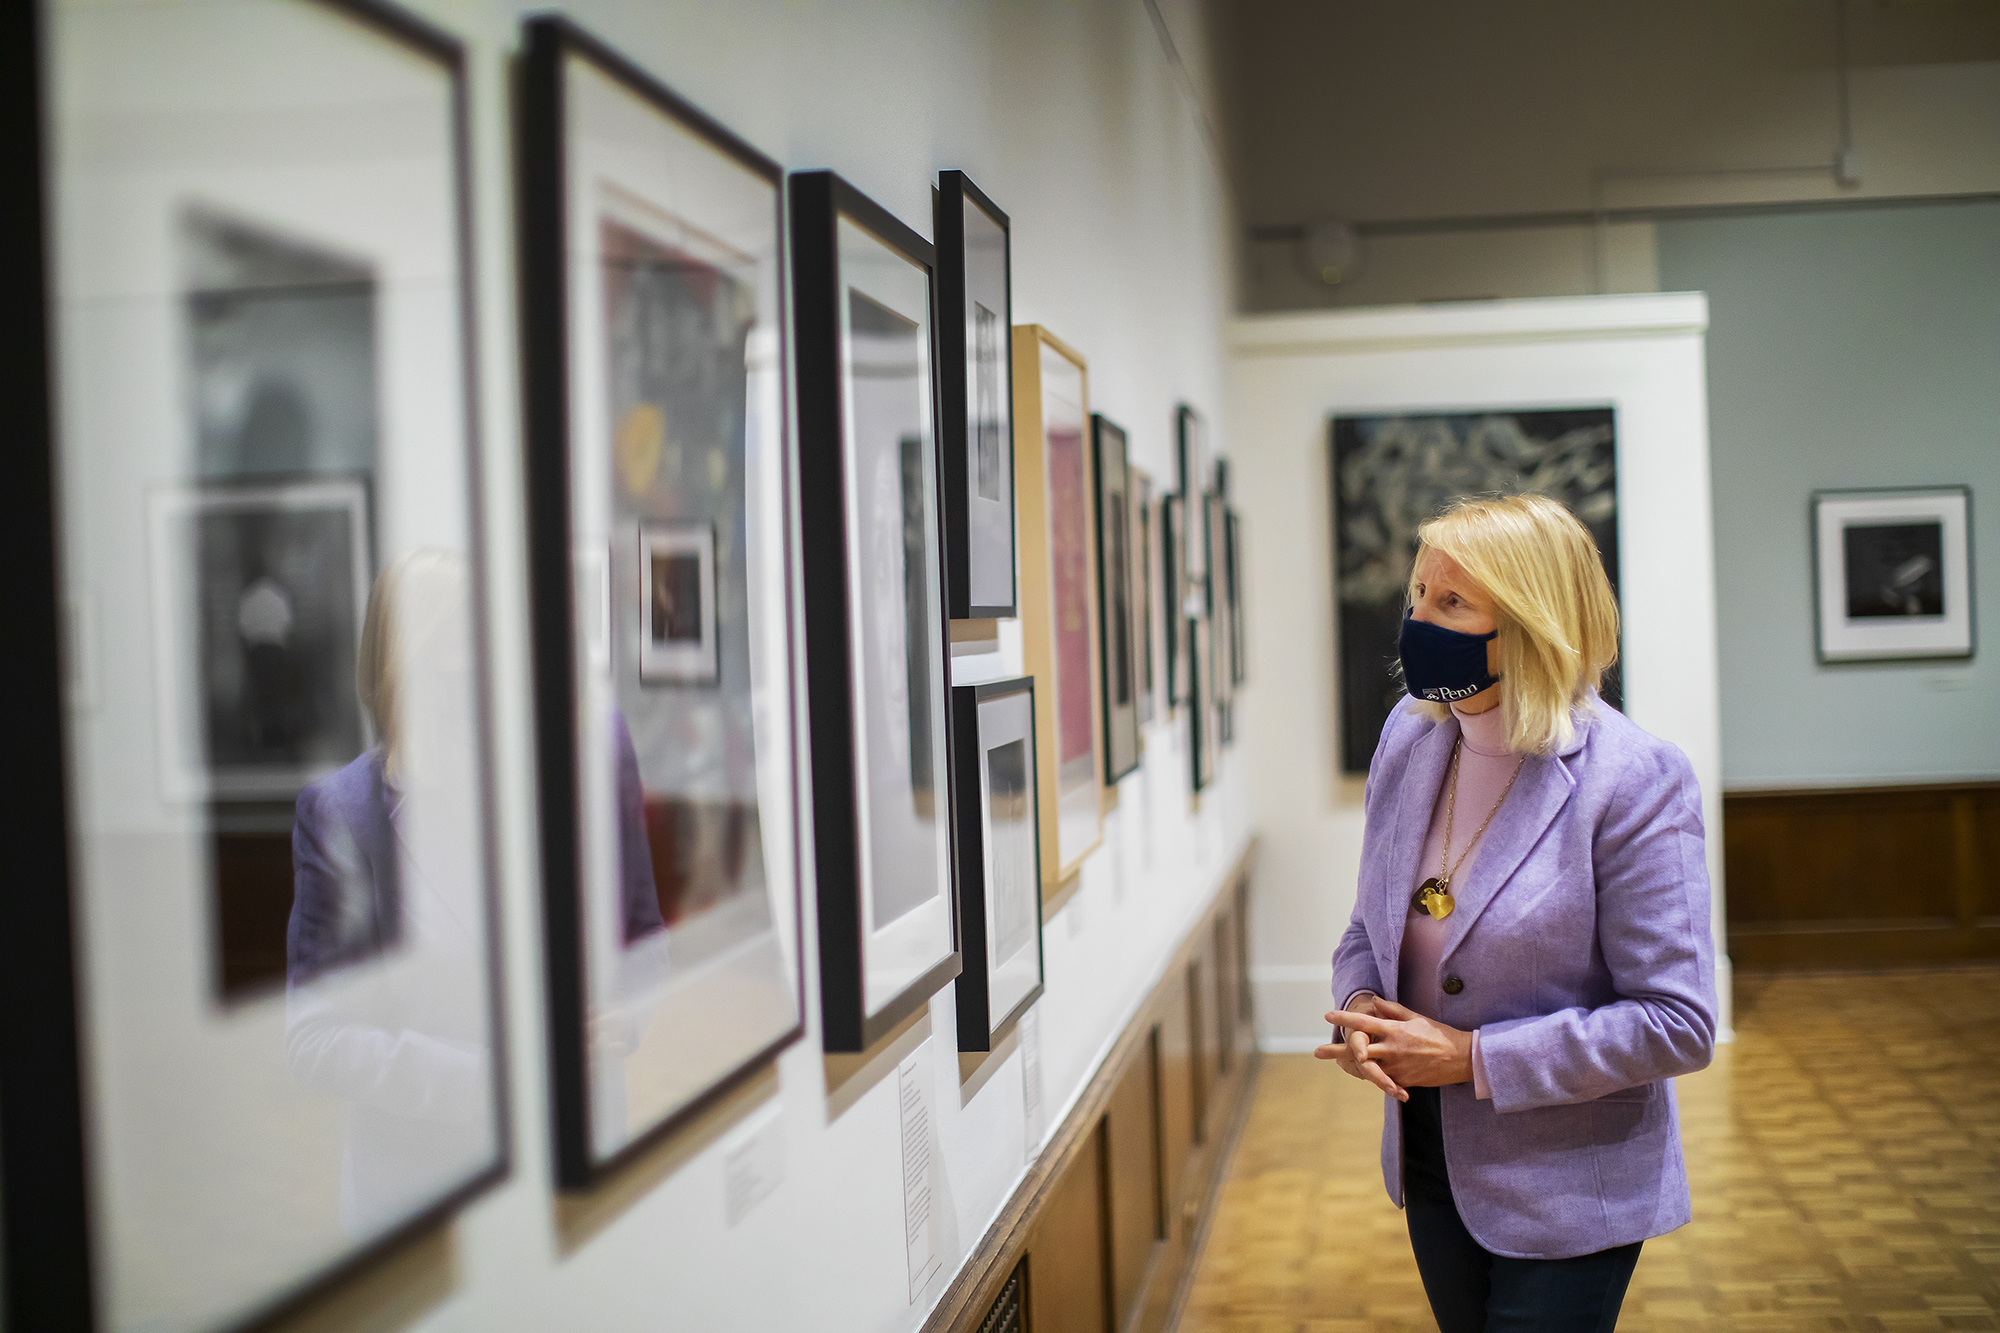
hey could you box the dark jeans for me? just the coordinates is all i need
[1401,1085,1641,1333]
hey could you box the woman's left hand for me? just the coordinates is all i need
[1324,998,1475,1088]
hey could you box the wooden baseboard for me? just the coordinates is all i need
[922,837,1261,1333]
[1724,783,2000,971]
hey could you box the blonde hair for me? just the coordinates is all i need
[1406,494,1620,755]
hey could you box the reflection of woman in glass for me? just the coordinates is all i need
[286,551,495,1235]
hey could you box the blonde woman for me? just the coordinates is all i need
[1319,494,1716,1332]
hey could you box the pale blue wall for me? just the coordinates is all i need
[1658,201,2000,788]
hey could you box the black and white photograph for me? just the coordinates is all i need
[1093,414,1140,783]
[1205,488,1235,748]
[1162,491,1192,712]
[1329,408,1622,774]
[1134,469,1157,725]
[1813,486,1974,662]
[522,16,805,1185]
[638,521,719,685]
[950,678,1045,1051]
[1225,505,1246,689]
[792,169,960,1052]
[935,170,1016,619]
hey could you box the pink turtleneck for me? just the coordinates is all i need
[1348,700,1523,1099]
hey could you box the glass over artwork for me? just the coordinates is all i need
[50,1,504,1327]
[837,216,955,1016]
[1094,416,1139,782]
[551,44,802,1171]
[1041,346,1101,868]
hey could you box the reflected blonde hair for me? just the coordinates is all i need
[1407,494,1619,755]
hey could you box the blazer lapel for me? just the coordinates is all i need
[1382,712,1459,992]
[1437,746,1579,963]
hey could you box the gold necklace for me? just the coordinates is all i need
[1411,738,1527,921]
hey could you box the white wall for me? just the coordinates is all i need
[1225,294,1731,1049]
[47,1,1251,1331]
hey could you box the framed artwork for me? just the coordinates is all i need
[20,0,508,1326]
[1162,491,1192,712]
[1329,408,1621,774]
[1189,611,1216,793]
[521,16,806,1181]
[637,521,719,685]
[1225,506,1246,688]
[949,677,1046,1051]
[792,169,960,1051]
[1134,469,1157,725]
[1812,487,1974,662]
[1205,487,1236,748]
[1012,326,1105,912]
[1092,414,1140,783]
[934,170,1017,619]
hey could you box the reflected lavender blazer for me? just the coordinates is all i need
[1330,693,1718,1260]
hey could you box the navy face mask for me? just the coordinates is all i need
[1399,612,1500,704]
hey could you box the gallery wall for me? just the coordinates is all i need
[32,0,1249,1331]
[352,1,1249,1331]
[1657,199,2000,789]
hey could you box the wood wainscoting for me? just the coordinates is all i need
[1723,783,2000,969]
[924,844,1261,1333]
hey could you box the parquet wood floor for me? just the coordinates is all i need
[1180,968,2000,1332]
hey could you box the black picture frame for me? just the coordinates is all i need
[1161,492,1190,713]
[10,0,511,1325]
[950,677,1046,1051]
[520,16,808,1186]
[1205,487,1236,747]
[1810,486,1975,664]
[1134,470,1157,726]
[1225,506,1247,688]
[934,170,1018,619]
[792,169,963,1052]
[1092,414,1141,783]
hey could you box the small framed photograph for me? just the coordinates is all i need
[792,169,961,1051]
[1133,469,1157,725]
[1813,486,1974,662]
[1162,491,1192,713]
[934,171,1017,619]
[637,520,718,684]
[1225,506,1246,688]
[950,677,1045,1051]
[1092,413,1140,783]
[1205,487,1235,747]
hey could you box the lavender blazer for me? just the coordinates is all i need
[1331,693,1718,1260]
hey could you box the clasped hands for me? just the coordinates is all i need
[1312,994,1474,1102]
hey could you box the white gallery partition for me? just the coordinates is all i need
[1226,293,1733,1049]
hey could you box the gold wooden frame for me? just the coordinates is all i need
[1012,325,1104,918]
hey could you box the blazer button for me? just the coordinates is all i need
[1441,975,1464,996]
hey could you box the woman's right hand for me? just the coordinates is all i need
[1313,993,1409,1102]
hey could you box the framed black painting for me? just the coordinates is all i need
[1205,487,1236,747]
[934,170,1017,619]
[1092,414,1141,783]
[950,678,1046,1051]
[521,16,806,1185]
[1161,491,1191,714]
[1329,408,1621,774]
[14,0,509,1326]
[792,170,962,1051]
